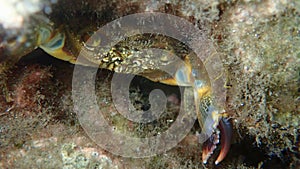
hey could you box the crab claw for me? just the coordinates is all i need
[172,60,232,164]
[202,118,232,165]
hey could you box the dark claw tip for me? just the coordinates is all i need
[215,118,232,165]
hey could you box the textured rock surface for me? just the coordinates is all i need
[0,0,299,168]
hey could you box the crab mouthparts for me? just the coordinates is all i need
[202,118,232,165]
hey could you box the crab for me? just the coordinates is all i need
[1,0,232,165]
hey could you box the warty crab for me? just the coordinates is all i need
[1,0,232,165]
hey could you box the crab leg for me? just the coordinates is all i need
[174,60,232,165]
[190,68,232,164]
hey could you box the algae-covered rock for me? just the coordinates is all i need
[61,143,118,169]
[0,0,299,168]
[216,0,299,167]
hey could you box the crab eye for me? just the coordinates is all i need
[175,66,190,85]
[194,79,204,89]
[42,33,65,51]
[38,27,52,44]
[48,38,63,50]
[192,69,198,77]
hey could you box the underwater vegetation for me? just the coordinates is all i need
[0,0,299,168]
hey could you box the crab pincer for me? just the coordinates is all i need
[202,117,232,165]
